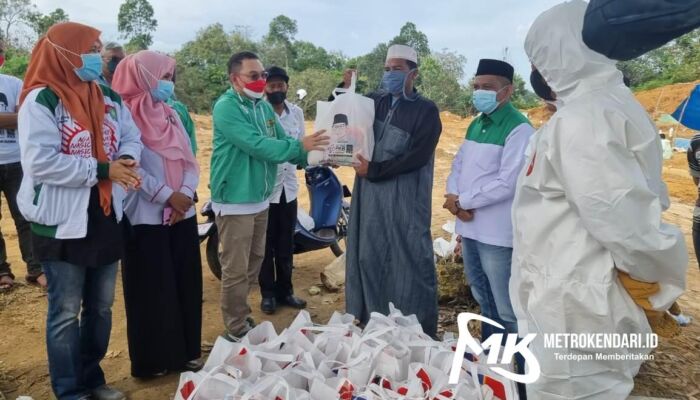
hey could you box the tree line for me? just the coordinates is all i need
[5,0,697,117]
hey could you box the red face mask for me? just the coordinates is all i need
[238,76,266,99]
[244,79,266,93]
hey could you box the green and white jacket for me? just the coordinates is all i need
[17,85,142,239]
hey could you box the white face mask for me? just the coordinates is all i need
[243,88,265,99]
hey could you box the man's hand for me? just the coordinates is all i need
[457,209,474,222]
[168,192,194,214]
[302,130,330,152]
[354,154,369,177]
[342,69,356,89]
[109,159,140,190]
[443,194,459,215]
[168,209,185,226]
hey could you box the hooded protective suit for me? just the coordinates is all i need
[511,1,688,398]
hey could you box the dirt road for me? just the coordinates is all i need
[1,109,699,399]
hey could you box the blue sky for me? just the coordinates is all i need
[35,0,566,83]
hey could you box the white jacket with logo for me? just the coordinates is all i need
[17,85,142,239]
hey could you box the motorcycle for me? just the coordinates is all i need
[198,166,351,280]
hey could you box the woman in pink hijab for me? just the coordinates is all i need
[112,50,202,377]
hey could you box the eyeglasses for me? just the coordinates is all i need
[240,71,268,81]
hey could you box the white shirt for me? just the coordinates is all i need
[446,122,534,248]
[212,200,270,216]
[269,100,305,204]
[0,74,23,165]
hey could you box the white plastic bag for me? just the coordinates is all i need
[183,365,241,400]
[310,72,375,166]
[297,206,315,231]
[433,221,458,258]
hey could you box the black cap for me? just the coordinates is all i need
[333,114,348,125]
[476,59,514,82]
[266,66,289,83]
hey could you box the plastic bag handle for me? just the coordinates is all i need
[240,373,291,400]
[187,365,241,400]
[331,71,357,98]
[251,350,295,363]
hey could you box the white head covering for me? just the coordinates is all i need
[385,44,418,64]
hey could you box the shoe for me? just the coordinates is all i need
[91,385,126,400]
[278,294,307,309]
[261,297,277,314]
[223,321,254,341]
[184,358,204,371]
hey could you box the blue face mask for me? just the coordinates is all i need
[472,87,507,114]
[381,70,408,95]
[151,80,175,102]
[74,53,103,82]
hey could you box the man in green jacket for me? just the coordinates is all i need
[211,51,328,339]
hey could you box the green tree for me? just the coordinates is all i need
[390,22,430,58]
[511,74,540,110]
[287,68,343,119]
[291,41,344,71]
[174,24,259,113]
[0,46,29,77]
[0,0,31,43]
[262,15,297,69]
[418,51,468,115]
[117,0,157,51]
[25,8,68,37]
[617,30,700,90]
[267,15,297,45]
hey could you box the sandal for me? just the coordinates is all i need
[0,274,14,291]
[26,272,48,289]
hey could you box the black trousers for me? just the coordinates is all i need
[0,162,42,279]
[121,216,203,377]
[259,190,297,299]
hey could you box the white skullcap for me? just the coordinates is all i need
[386,44,418,64]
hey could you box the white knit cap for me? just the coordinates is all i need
[386,44,418,64]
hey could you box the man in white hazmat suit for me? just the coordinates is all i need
[510,1,688,399]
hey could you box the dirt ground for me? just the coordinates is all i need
[2,83,700,399]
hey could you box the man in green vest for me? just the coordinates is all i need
[444,59,534,396]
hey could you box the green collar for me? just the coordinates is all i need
[479,101,516,126]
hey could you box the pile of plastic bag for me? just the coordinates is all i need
[175,304,518,400]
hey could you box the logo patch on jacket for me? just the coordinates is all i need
[59,117,117,160]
